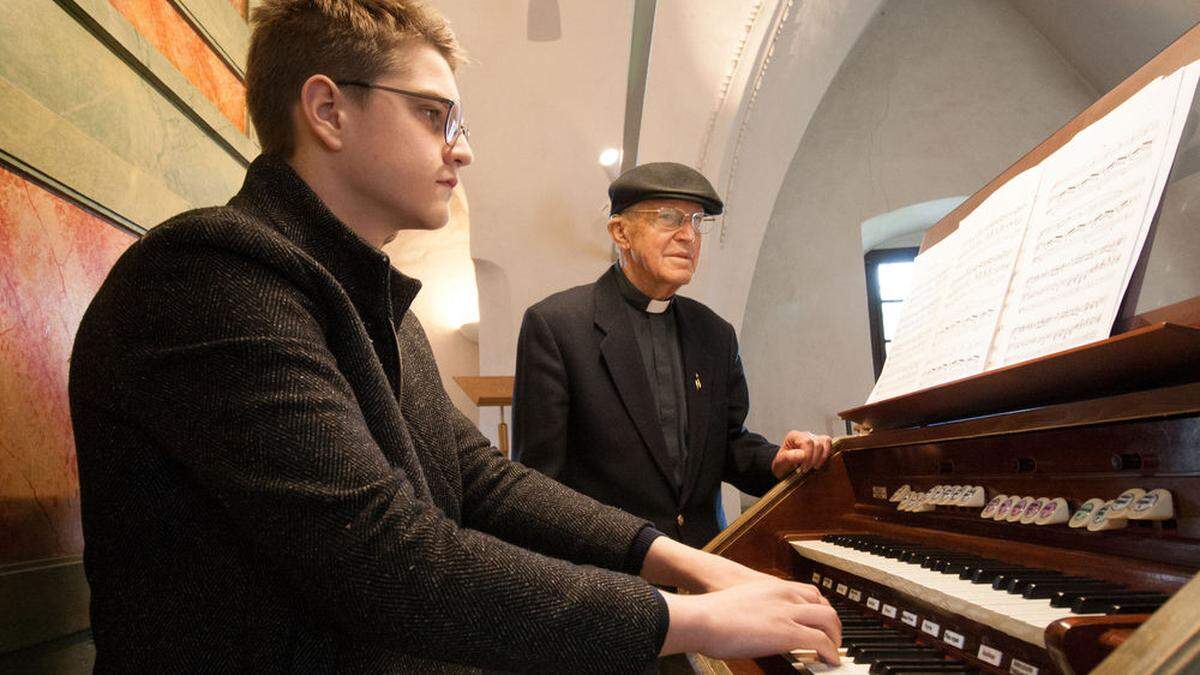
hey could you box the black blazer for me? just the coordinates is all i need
[69,157,666,674]
[513,267,779,548]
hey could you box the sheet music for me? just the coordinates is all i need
[864,59,1200,405]
[866,229,960,403]
[918,166,1043,388]
[990,66,1196,367]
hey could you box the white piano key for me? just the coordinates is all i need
[792,539,1101,647]
[794,660,873,674]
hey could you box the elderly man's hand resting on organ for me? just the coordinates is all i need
[642,533,842,664]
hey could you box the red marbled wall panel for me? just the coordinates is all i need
[108,0,248,133]
[0,166,134,564]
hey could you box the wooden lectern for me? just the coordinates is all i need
[453,376,515,457]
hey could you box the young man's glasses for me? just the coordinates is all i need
[625,207,717,235]
[336,81,469,146]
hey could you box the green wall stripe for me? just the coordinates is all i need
[53,0,257,162]
[171,0,251,78]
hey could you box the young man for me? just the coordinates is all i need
[513,163,834,548]
[69,2,839,671]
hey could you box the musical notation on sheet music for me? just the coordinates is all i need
[865,60,1200,403]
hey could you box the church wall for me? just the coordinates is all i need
[0,0,252,663]
[738,0,1097,452]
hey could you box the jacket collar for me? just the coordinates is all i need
[612,264,673,314]
[229,154,421,324]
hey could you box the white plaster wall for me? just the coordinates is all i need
[638,0,776,172]
[385,187,480,424]
[681,1,885,333]
[1009,0,1200,93]
[739,0,1098,451]
[432,2,632,444]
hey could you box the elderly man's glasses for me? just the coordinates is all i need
[626,207,717,235]
[336,81,469,146]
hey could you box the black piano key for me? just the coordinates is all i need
[1106,600,1168,614]
[840,624,902,634]
[846,641,925,657]
[854,648,942,663]
[844,632,910,641]
[878,665,977,674]
[967,566,1033,583]
[921,555,980,570]
[868,658,967,674]
[930,557,990,573]
[1070,592,1170,613]
[1050,587,1153,608]
[1021,581,1123,599]
[939,559,997,575]
[998,572,1073,592]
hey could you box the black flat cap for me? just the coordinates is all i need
[609,162,724,216]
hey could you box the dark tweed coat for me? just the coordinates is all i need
[69,156,666,673]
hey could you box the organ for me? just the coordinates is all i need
[698,22,1200,675]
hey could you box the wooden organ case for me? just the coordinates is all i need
[702,24,1200,675]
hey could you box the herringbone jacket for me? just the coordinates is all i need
[69,156,667,673]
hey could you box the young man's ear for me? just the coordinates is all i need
[296,75,347,152]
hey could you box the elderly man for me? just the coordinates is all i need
[513,162,833,549]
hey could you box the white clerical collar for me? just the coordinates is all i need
[613,265,675,314]
[645,298,671,314]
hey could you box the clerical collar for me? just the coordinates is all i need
[613,265,673,314]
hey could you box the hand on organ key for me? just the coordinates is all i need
[659,579,842,664]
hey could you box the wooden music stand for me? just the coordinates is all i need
[453,376,515,457]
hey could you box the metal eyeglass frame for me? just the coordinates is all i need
[336,80,469,145]
[624,207,717,234]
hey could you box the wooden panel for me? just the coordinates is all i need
[453,375,514,407]
[109,0,247,132]
[840,323,1200,430]
[1092,570,1200,673]
[836,381,1200,454]
[706,454,857,574]
[1045,615,1147,675]
[0,164,133,564]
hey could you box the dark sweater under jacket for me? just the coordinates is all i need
[69,156,667,673]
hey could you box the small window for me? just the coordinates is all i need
[865,247,919,379]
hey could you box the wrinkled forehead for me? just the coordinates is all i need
[626,198,706,215]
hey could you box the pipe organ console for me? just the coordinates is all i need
[699,23,1200,675]
[703,377,1200,675]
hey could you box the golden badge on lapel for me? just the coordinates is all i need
[694,373,701,391]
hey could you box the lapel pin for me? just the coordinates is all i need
[694,373,702,391]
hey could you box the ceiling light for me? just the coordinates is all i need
[599,148,621,167]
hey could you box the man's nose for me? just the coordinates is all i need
[446,134,474,167]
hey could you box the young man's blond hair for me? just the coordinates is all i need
[246,0,465,156]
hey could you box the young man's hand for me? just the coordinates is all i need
[658,580,841,663]
[642,536,824,595]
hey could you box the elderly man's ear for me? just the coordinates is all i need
[608,216,632,250]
